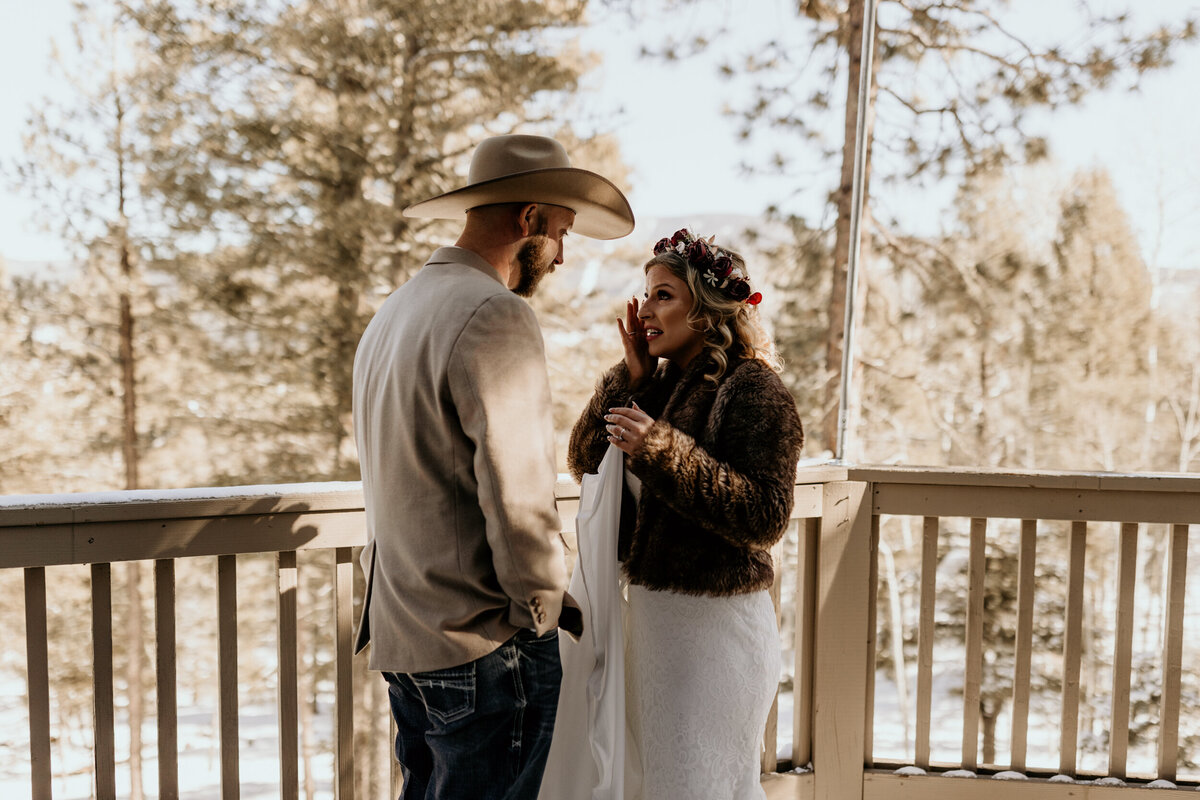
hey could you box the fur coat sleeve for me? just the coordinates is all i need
[627,359,804,550]
[567,361,636,482]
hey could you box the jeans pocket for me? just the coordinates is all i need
[410,664,476,725]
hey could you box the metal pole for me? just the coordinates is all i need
[835,0,880,463]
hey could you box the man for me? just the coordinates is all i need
[352,134,634,799]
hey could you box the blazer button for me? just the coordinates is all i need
[536,612,546,624]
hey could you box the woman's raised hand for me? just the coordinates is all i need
[617,296,656,387]
[605,402,653,455]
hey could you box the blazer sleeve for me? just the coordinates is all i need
[448,293,572,635]
[567,360,637,482]
[628,366,804,549]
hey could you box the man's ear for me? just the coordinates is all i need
[516,203,539,237]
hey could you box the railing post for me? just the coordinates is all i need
[813,480,872,800]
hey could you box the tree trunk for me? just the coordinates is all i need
[822,0,879,454]
[980,702,997,765]
[389,35,421,289]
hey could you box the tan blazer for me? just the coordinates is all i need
[352,247,576,673]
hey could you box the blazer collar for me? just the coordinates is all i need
[425,246,505,286]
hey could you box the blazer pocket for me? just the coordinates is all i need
[410,664,477,725]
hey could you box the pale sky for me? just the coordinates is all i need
[2,0,1198,270]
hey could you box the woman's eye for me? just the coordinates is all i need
[657,291,670,300]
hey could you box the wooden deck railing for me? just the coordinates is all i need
[2,466,1198,799]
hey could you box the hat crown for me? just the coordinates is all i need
[467,135,571,185]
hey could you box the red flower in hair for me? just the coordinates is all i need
[685,239,713,267]
[728,279,751,301]
[653,237,673,254]
[747,292,763,306]
[670,229,690,246]
[712,255,733,278]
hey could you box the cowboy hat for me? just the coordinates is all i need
[402,134,635,239]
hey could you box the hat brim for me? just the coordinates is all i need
[402,167,635,240]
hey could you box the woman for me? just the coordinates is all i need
[568,229,804,799]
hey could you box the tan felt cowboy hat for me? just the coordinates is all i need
[403,134,635,240]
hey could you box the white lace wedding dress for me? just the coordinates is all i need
[623,561,780,799]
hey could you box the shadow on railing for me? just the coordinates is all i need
[2,467,1199,799]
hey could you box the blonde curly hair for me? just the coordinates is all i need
[645,246,782,385]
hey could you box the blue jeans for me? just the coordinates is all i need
[383,628,562,800]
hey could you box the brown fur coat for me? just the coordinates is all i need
[568,354,804,596]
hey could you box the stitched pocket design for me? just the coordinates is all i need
[410,665,477,725]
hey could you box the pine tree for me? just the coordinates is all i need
[648,0,1197,452]
[126,0,595,483]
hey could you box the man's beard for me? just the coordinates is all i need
[511,217,555,297]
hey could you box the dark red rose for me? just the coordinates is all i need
[685,239,712,267]
[728,279,751,301]
[653,237,673,254]
[712,255,733,278]
[670,229,691,246]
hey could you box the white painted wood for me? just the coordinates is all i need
[1157,524,1188,780]
[814,481,872,800]
[24,567,51,799]
[764,539,784,773]
[863,515,880,767]
[1060,521,1087,775]
[218,555,240,800]
[762,769,815,800]
[793,518,819,768]
[872,483,1200,525]
[915,517,937,770]
[863,770,1200,799]
[1010,520,1037,773]
[849,466,1200,494]
[92,562,117,798]
[962,519,986,770]
[1108,523,1138,778]
[277,551,299,800]
[334,547,355,799]
[0,510,367,569]
[155,559,179,800]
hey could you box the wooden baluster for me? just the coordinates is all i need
[1157,524,1189,781]
[762,538,784,773]
[92,562,117,798]
[863,514,880,768]
[1060,521,1087,777]
[1109,523,1139,779]
[155,559,179,800]
[1010,520,1037,773]
[915,517,938,770]
[278,551,299,800]
[962,518,986,771]
[793,517,819,768]
[25,567,52,799]
[218,555,240,800]
[334,547,355,799]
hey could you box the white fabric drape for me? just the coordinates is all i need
[539,444,628,800]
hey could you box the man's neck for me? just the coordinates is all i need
[455,232,516,288]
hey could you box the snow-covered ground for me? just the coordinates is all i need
[0,688,339,799]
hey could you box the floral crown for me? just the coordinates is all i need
[652,228,762,305]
